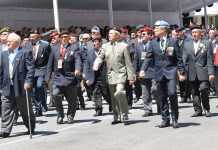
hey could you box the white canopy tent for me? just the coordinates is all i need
[0,0,217,30]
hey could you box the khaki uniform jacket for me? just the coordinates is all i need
[94,41,134,84]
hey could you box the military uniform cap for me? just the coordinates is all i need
[0,27,12,34]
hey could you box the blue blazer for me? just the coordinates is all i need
[25,41,51,77]
[133,41,155,79]
[83,48,107,85]
[45,44,81,86]
[141,37,186,81]
[0,47,35,96]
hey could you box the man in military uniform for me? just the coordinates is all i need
[93,28,135,125]
[175,27,192,103]
[183,25,214,117]
[45,30,81,124]
[26,29,51,117]
[140,21,186,128]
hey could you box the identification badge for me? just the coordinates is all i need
[166,47,174,56]
[141,52,147,60]
[58,59,63,69]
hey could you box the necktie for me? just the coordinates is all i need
[160,39,165,52]
[32,43,37,61]
[60,45,66,60]
[143,41,148,52]
[214,47,218,66]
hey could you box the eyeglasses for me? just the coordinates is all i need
[60,36,69,39]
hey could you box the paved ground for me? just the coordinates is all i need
[0,96,218,150]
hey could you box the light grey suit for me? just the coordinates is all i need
[94,41,134,121]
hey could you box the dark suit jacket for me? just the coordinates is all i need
[25,41,51,77]
[83,48,107,85]
[45,44,81,86]
[0,47,35,96]
[133,41,155,79]
[141,36,186,81]
[183,39,214,81]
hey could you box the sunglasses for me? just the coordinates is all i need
[60,36,69,39]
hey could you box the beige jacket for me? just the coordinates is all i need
[94,41,134,84]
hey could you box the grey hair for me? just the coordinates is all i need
[7,33,21,43]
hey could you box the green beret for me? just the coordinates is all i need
[135,24,145,30]
[0,27,12,34]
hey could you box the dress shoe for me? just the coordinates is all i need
[191,112,202,117]
[57,116,64,124]
[93,110,102,117]
[35,111,43,117]
[186,98,192,103]
[142,111,153,117]
[122,114,129,121]
[42,106,48,112]
[159,120,170,128]
[172,120,179,128]
[67,115,74,124]
[111,120,122,125]
[0,132,10,138]
[134,98,140,103]
[179,97,186,103]
[205,110,211,117]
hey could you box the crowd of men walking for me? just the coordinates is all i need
[0,20,218,138]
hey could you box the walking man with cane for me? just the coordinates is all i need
[0,33,35,138]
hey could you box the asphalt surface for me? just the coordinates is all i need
[1,95,218,150]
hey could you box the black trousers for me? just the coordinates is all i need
[91,80,111,111]
[134,78,142,100]
[157,76,178,121]
[52,84,78,118]
[179,80,191,99]
[125,80,133,106]
[190,78,210,112]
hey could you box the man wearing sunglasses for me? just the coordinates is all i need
[45,30,81,124]
[139,20,186,128]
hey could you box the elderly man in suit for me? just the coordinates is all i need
[183,25,215,117]
[0,33,35,138]
[45,30,81,124]
[134,27,160,117]
[93,28,135,125]
[175,27,192,103]
[140,20,186,128]
[25,29,51,117]
[83,37,111,116]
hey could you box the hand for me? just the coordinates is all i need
[86,80,90,86]
[45,80,50,85]
[129,80,134,85]
[179,75,186,82]
[24,83,31,90]
[92,65,99,71]
[139,70,145,77]
[74,70,81,76]
[83,74,87,80]
[209,75,215,81]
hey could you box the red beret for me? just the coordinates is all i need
[50,32,59,38]
[140,27,152,32]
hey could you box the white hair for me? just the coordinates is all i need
[7,33,21,43]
